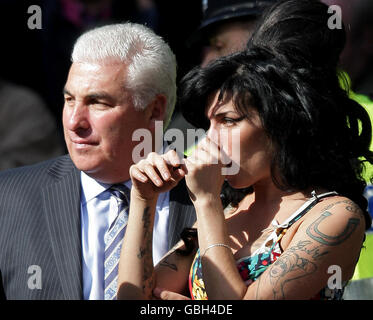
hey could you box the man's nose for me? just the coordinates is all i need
[65,102,90,132]
[201,47,220,67]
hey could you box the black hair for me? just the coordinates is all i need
[179,0,373,230]
[248,0,346,71]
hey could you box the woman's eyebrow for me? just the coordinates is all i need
[209,108,239,118]
[211,111,228,118]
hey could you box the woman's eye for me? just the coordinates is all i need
[222,116,244,125]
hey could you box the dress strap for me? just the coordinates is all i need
[274,190,338,229]
[236,191,338,264]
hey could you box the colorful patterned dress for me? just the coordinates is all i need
[189,191,346,300]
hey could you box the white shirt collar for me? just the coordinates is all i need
[80,140,169,205]
[80,171,130,204]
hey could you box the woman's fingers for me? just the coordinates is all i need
[192,137,220,164]
[165,149,183,167]
[190,136,231,169]
[163,149,188,178]
[143,162,164,187]
[132,151,187,188]
[148,152,171,181]
[129,164,149,183]
[153,287,191,300]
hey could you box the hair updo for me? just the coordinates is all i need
[248,0,346,70]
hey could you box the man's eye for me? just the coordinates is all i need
[213,43,224,52]
[90,100,112,107]
[64,96,74,104]
[208,38,224,51]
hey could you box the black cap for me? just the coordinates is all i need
[201,0,276,29]
[188,0,277,47]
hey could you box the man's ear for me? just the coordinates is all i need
[147,94,167,130]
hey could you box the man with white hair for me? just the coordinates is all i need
[0,23,196,300]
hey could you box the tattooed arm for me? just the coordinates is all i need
[117,151,195,300]
[244,198,366,299]
[117,193,196,299]
[117,196,157,300]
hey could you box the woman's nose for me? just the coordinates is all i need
[206,126,220,145]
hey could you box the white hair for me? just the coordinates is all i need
[71,23,177,128]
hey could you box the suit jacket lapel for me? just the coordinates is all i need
[168,178,196,249]
[42,155,82,299]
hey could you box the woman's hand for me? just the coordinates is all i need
[185,137,227,203]
[153,287,191,300]
[129,150,187,202]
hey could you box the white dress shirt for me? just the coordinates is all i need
[80,171,170,300]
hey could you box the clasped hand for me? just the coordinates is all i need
[129,137,227,203]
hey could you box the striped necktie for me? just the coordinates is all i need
[104,184,130,300]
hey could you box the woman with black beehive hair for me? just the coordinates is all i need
[117,0,373,300]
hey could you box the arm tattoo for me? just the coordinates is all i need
[268,245,318,299]
[256,200,362,299]
[306,211,360,246]
[322,200,363,218]
[137,207,154,297]
[137,207,152,259]
[345,201,363,216]
[159,259,178,271]
[287,240,329,260]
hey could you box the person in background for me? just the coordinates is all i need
[117,0,373,300]
[168,0,278,149]
[0,22,196,300]
[322,0,373,97]
[194,0,278,67]
[0,79,64,170]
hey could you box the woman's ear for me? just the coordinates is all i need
[147,94,167,130]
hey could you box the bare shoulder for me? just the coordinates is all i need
[299,195,365,271]
[248,196,366,299]
[313,196,365,218]
[294,195,366,256]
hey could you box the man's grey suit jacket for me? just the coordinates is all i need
[0,155,196,299]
